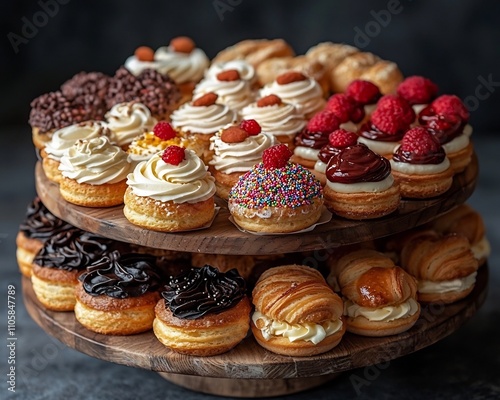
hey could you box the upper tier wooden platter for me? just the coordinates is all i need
[35,155,477,255]
[22,265,488,382]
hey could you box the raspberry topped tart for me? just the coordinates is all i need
[397,75,439,115]
[324,93,365,132]
[390,127,454,198]
[345,79,382,119]
[228,144,324,233]
[124,145,216,232]
[324,143,400,219]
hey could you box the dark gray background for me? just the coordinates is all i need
[1,0,500,132]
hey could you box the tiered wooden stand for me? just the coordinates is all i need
[23,156,488,397]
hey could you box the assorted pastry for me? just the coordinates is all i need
[22,37,489,359]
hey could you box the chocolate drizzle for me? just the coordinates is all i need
[358,122,405,142]
[33,229,115,271]
[79,250,161,299]
[294,129,330,149]
[418,108,464,144]
[162,265,247,319]
[318,144,342,164]
[19,197,73,241]
[326,144,391,184]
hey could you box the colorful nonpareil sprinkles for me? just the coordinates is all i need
[228,162,323,209]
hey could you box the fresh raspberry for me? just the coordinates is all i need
[161,145,185,165]
[397,75,438,105]
[431,94,470,122]
[306,110,340,134]
[376,94,416,125]
[329,129,358,148]
[262,144,292,169]
[345,79,381,105]
[153,121,177,140]
[371,107,408,135]
[325,94,365,123]
[240,119,261,135]
[399,126,442,156]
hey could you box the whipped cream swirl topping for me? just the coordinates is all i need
[162,265,247,319]
[44,121,110,161]
[79,250,161,299]
[259,78,325,117]
[240,103,306,138]
[252,310,343,344]
[193,77,255,112]
[209,131,277,174]
[344,298,419,322]
[124,46,209,84]
[170,102,237,134]
[205,60,257,84]
[126,148,216,203]
[105,102,157,147]
[59,136,132,184]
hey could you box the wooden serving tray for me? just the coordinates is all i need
[34,154,478,255]
[23,265,488,397]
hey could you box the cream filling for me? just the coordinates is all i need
[442,133,469,154]
[357,136,400,155]
[412,103,427,115]
[472,236,491,261]
[293,146,320,161]
[344,298,419,322]
[390,155,451,175]
[418,272,477,294]
[252,311,343,345]
[463,124,473,137]
[314,160,327,174]
[340,121,359,132]
[326,174,394,194]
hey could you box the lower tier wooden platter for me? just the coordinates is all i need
[22,264,488,397]
[34,154,478,255]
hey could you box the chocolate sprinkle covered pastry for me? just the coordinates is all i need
[162,264,247,319]
[106,66,181,120]
[79,250,161,299]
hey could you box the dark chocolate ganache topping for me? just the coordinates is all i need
[358,122,406,142]
[418,107,464,144]
[318,144,343,164]
[33,229,114,271]
[326,143,391,184]
[294,129,330,149]
[79,250,161,299]
[162,265,247,319]
[19,197,73,240]
[393,144,446,165]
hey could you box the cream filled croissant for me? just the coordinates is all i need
[334,249,420,337]
[251,265,345,356]
[400,231,479,304]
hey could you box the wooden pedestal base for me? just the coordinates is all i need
[158,372,339,398]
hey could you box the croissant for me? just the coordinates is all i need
[431,204,490,266]
[400,233,479,303]
[333,249,420,337]
[251,265,345,356]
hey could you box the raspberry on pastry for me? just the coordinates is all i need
[396,75,439,114]
[324,93,365,131]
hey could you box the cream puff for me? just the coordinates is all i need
[58,136,132,207]
[323,143,400,220]
[124,145,216,232]
[74,250,161,335]
[228,144,324,233]
[153,265,251,356]
[251,265,345,356]
[16,197,72,278]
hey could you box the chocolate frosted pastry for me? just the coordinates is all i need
[153,264,251,356]
[106,66,181,120]
[294,129,330,150]
[79,250,161,299]
[16,197,73,277]
[60,71,111,119]
[74,249,161,335]
[31,228,117,312]
[162,265,246,319]
[324,143,400,220]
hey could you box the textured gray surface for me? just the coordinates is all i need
[0,127,499,399]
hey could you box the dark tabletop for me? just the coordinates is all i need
[1,126,498,400]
